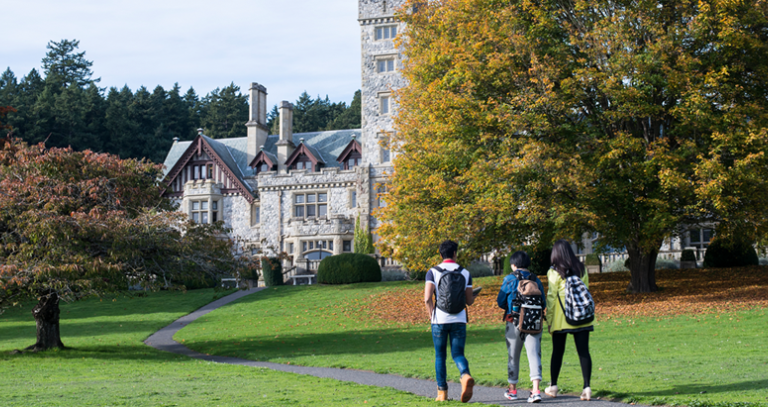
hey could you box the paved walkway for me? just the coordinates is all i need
[145,288,631,406]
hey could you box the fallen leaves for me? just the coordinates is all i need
[354,266,768,326]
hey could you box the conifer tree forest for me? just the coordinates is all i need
[0,40,361,163]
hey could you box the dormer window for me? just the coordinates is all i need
[337,136,363,170]
[293,155,314,171]
[249,149,277,175]
[345,152,362,170]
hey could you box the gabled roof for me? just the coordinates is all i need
[161,128,362,197]
[161,135,255,203]
[336,137,362,163]
[249,148,278,169]
[285,140,325,168]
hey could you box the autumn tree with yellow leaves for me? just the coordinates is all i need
[377,0,768,292]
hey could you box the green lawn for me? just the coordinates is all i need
[176,279,768,407]
[0,289,459,406]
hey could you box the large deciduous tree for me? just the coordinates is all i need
[378,0,768,292]
[0,138,252,351]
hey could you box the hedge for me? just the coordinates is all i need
[585,253,601,266]
[262,257,284,286]
[681,249,697,262]
[317,253,382,284]
[703,239,759,268]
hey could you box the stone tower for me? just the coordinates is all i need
[359,0,407,232]
[359,0,407,167]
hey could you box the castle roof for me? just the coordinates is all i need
[161,128,362,187]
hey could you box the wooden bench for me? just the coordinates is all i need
[288,275,316,285]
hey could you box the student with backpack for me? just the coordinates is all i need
[424,240,476,402]
[496,251,547,403]
[545,239,595,401]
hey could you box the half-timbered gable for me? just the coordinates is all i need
[336,137,363,170]
[285,140,326,172]
[162,133,255,203]
[249,148,278,175]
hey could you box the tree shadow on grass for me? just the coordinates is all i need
[626,379,768,396]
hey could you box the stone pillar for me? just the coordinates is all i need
[276,101,295,174]
[246,82,268,166]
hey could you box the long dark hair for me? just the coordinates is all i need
[550,239,584,279]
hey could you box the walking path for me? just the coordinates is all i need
[145,287,632,406]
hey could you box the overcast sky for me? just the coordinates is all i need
[2,0,362,106]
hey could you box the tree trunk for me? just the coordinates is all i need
[26,291,65,352]
[626,244,659,293]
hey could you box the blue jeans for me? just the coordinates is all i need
[432,323,470,390]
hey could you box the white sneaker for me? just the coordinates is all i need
[580,387,592,401]
[544,385,558,398]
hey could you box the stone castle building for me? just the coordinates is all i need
[161,0,713,273]
[160,0,408,271]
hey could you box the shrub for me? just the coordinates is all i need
[262,257,284,286]
[467,262,493,278]
[606,259,629,272]
[681,249,696,262]
[381,270,407,282]
[503,246,552,276]
[585,254,601,266]
[317,253,382,284]
[704,239,759,268]
[655,258,679,270]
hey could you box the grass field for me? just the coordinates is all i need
[176,270,768,407]
[0,289,461,406]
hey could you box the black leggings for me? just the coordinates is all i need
[550,330,591,388]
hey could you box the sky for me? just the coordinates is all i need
[1,0,362,106]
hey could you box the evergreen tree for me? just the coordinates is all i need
[200,82,248,139]
[183,86,201,139]
[105,85,137,159]
[266,104,279,135]
[327,90,361,130]
[41,39,98,89]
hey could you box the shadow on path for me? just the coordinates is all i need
[144,287,634,407]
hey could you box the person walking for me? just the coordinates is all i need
[545,239,594,401]
[424,240,476,402]
[497,251,547,403]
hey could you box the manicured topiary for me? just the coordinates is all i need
[467,262,493,278]
[703,239,759,268]
[317,253,382,284]
[681,249,696,262]
[262,257,284,286]
[585,254,601,266]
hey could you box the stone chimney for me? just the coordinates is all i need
[276,101,295,173]
[246,82,268,165]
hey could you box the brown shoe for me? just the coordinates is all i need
[435,388,448,401]
[460,374,475,403]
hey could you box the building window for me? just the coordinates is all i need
[207,164,214,179]
[343,151,362,170]
[381,147,391,163]
[191,200,208,223]
[212,200,218,222]
[377,58,395,73]
[380,96,390,115]
[251,205,260,226]
[293,155,314,171]
[375,25,397,40]
[343,240,352,252]
[294,192,328,218]
[377,186,388,207]
[349,189,357,208]
[689,228,713,249]
[289,243,295,254]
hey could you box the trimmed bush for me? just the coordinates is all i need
[585,254,601,266]
[406,269,427,281]
[655,258,679,270]
[317,253,382,284]
[381,270,407,282]
[681,249,696,262]
[262,257,284,286]
[504,246,552,276]
[704,239,759,268]
[467,262,493,278]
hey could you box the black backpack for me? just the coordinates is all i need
[512,271,544,334]
[434,266,467,315]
